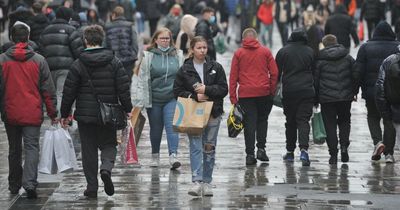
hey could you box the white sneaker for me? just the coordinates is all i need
[203,183,213,196]
[385,154,395,163]
[169,153,181,169]
[188,181,202,196]
[149,153,160,167]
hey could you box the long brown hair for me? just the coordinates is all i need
[147,27,175,50]
[188,36,207,58]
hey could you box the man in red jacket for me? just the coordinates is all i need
[229,28,279,165]
[0,22,57,199]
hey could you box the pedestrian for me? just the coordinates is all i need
[274,0,296,46]
[105,6,139,80]
[355,21,399,163]
[0,22,57,198]
[375,47,400,162]
[175,14,198,56]
[229,28,278,166]
[315,34,357,165]
[28,2,49,45]
[325,4,359,49]
[257,0,275,48]
[275,28,315,166]
[173,36,228,196]
[361,0,385,39]
[60,25,133,198]
[194,7,219,60]
[162,4,183,42]
[131,27,185,169]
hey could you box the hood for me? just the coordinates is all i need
[242,38,261,49]
[79,48,114,67]
[319,44,349,60]
[5,42,35,61]
[31,14,49,24]
[148,47,177,56]
[371,21,396,41]
[288,29,308,44]
[180,14,198,36]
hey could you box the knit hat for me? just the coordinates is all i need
[56,6,73,21]
[322,34,337,47]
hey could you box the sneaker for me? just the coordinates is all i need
[246,155,257,165]
[26,189,37,199]
[385,154,395,163]
[9,186,20,194]
[203,183,213,196]
[188,181,202,196]
[283,152,294,162]
[169,153,181,170]
[83,190,97,199]
[329,155,337,165]
[100,170,114,196]
[300,149,310,166]
[372,141,385,161]
[150,153,160,167]
[341,146,349,163]
[256,149,269,161]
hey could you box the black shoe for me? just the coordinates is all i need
[100,170,114,196]
[283,152,294,162]
[329,155,337,165]
[9,186,20,194]
[246,155,257,165]
[84,190,98,199]
[256,149,269,161]
[26,189,37,199]
[341,146,349,162]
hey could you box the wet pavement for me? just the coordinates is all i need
[1,38,400,209]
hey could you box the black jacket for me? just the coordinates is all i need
[105,16,138,64]
[39,19,77,71]
[27,14,49,44]
[69,25,88,59]
[60,48,132,124]
[325,5,359,48]
[315,44,356,103]
[355,21,400,100]
[275,30,315,99]
[195,19,218,60]
[173,57,228,118]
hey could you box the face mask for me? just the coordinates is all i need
[158,46,170,52]
[209,16,216,24]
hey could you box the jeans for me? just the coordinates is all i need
[146,99,179,155]
[188,116,221,184]
[51,69,69,114]
[78,122,117,192]
[5,124,41,190]
[239,96,273,155]
[259,23,273,48]
[283,97,314,152]
[321,101,352,155]
[366,99,396,155]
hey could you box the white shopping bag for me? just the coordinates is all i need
[38,127,57,174]
[53,127,78,172]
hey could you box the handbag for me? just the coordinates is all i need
[227,104,245,138]
[80,62,127,130]
[312,106,327,144]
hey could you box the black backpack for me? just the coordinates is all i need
[385,54,400,104]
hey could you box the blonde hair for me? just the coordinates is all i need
[242,28,258,38]
[147,27,175,50]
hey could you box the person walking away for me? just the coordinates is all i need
[0,22,57,198]
[275,28,315,166]
[131,27,185,169]
[173,36,228,196]
[257,0,275,48]
[315,34,357,165]
[60,25,133,198]
[361,0,385,40]
[229,28,278,166]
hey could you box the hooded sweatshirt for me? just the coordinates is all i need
[0,43,57,125]
[230,38,278,104]
[149,47,180,104]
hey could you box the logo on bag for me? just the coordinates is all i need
[174,101,184,126]
[196,109,204,115]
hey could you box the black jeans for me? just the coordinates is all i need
[239,96,273,155]
[321,101,352,155]
[366,99,396,155]
[276,22,288,46]
[283,97,314,152]
[78,122,117,192]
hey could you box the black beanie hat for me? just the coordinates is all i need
[56,7,73,21]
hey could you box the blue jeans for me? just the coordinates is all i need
[188,116,221,183]
[259,23,273,48]
[146,99,179,155]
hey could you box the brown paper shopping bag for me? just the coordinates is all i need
[130,107,146,145]
[173,97,213,135]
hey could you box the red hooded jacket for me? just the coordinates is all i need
[229,38,278,104]
[257,2,274,25]
[0,43,57,126]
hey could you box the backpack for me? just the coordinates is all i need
[385,54,400,104]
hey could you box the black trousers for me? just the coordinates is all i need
[276,22,288,46]
[321,101,352,155]
[365,99,396,155]
[283,97,314,152]
[78,122,117,192]
[239,96,273,155]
